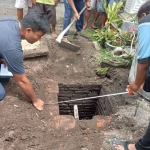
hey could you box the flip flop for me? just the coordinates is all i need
[110,137,129,150]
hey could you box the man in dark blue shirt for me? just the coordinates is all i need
[0,11,50,110]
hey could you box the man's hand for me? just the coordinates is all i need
[33,98,44,111]
[74,11,80,20]
[13,74,45,111]
[129,81,141,92]
[31,0,36,5]
[55,0,58,6]
[0,59,7,68]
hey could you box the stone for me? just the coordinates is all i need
[21,135,28,140]
[4,131,16,141]
[92,41,101,51]
[22,39,49,59]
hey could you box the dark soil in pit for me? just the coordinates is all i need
[0,36,149,150]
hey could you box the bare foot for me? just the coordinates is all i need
[83,23,88,30]
[33,98,44,111]
[114,144,136,150]
[51,32,57,38]
[91,24,98,29]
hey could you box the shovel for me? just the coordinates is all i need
[56,5,86,52]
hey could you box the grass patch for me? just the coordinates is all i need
[95,67,108,75]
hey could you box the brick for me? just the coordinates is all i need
[59,91,74,94]
[82,100,97,103]
[58,96,70,100]
[53,116,76,130]
[95,116,112,128]
[74,91,91,94]
[58,93,73,97]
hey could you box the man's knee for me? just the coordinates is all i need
[0,83,6,101]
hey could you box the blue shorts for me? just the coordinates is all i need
[97,0,119,13]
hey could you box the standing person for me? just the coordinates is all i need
[15,0,32,20]
[0,11,50,110]
[97,0,118,27]
[110,1,150,150]
[31,0,58,38]
[62,0,91,43]
[83,0,100,30]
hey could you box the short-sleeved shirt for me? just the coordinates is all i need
[137,13,150,64]
[36,0,55,5]
[0,17,24,74]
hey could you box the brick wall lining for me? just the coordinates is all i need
[58,84,102,120]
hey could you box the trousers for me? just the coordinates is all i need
[135,121,150,150]
[62,0,85,36]
[0,83,5,100]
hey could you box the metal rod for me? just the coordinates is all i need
[49,91,128,105]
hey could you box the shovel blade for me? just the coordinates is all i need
[58,41,80,52]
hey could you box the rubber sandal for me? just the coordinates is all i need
[62,38,71,44]
[110,137,129,150]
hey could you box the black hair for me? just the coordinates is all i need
[137,1,150,19]
[21,10,50,33]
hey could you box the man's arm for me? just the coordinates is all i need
[68,0,80,20]
[130,62,149,92]
[13,73,44,110]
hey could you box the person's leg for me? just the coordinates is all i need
[17,9,24,21]
[83,0,97,29]
[74,0,85,32]
[101,12,107,27]
[83,9,91,29]
[51,25,57,38]
[97,0,107,27]
[91,11,100,29]
[111,121,150,150]
[0,83,6,101]
[62,0,73,42]
[15,0,26,20]
[135,121,150,150]
[45,4,57,38]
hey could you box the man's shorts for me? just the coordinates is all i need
[97,0,119,13]
[15,0,32,9]
[32,3,56,25]
[87,0,97,10]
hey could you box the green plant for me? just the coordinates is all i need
[93,27,122,47]
[104,0,124,28]
[93,0,124,47]
[95,67,108,75]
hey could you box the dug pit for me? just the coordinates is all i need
[58,84,113,120]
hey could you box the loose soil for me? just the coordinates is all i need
[1,29,150,150]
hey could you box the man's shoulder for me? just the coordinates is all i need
[0,17,18,24]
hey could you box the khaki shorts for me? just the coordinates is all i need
[15,0,32,9]
[32,3,56,25]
